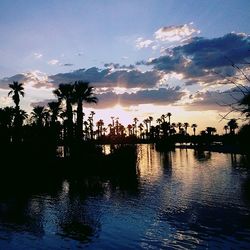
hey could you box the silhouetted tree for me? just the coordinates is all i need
[8,81,24,110]
[227,119,238,135]
[53,84,74,140]
[73,81,98,139]
[184,122,189,134]
[167,112,172,124]
[191,123,197,136]
[177,122,182,134]
[206,127,217,136]
[48,101,62,126]
[223,125,229,134]
[8,81,25,127]
[31,106,47,127]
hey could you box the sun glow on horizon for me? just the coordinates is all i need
[85,103,230,134]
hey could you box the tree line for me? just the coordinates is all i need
[0,80,246,146]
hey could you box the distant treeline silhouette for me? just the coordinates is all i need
[0,80,250,155]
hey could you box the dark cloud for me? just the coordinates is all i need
[0,72,52,89]
[96,87,185,109]
[49,67,110,85]
[145,33,250,86]
[49,67,162,89]
[63,63,74,67]
[104,63,135,70]
[30,99,57,108]
[0,74,27,89]
[185,87,249,111]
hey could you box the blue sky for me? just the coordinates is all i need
[0,0,250,132]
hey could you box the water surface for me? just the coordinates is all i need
[0,145,250,249]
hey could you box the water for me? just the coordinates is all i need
[0,144,250,249]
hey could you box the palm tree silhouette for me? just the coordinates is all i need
[48,101,62,125]
[133,117,139,137]
[206,127,216,136]
[191,124,197,136]
[227,119,238,135]
[184,122,189,135]
[166,112,172,124]
[31,106,46,127]
[223,125,229,134]
[73,81,98,139]
[8,81,25,127]
[148,116,153,132]
[177,122,182,134]
[53,84,74,140]
[8,81,24,110]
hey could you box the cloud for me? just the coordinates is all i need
[135,23,199,51]
[0,71,52,89]
[49,67,163,89]
[145,32,250,86]
[30,99,57,108]
[135,37,154,49]
[33,53,43,59]
[48,59,60,65]
[185,87,249,111]
[0,74,28,89]
[96,87,185,109]
[62,63,74,67]
[154,23,200,42]
[104,63,135,70]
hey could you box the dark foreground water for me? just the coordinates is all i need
[0,144,250,249]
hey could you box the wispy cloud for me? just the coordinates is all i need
[135,23,200,50]
[33,52,43,59]
[135,37,154,49]
[48,59,60,65]
[154,23,200,42]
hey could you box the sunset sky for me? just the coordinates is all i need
[0,0,250,133]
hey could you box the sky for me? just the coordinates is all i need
[0,0,250,133]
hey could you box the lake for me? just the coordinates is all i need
[0,144,250,249]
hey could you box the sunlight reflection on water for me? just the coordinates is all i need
[0,144,250,249]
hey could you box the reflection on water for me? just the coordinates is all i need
[0,144,250,249]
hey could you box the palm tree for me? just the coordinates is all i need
[8,81,24,110]
[96,119,104,137]
[161,114,166,123]
[127,124,133,136]
[191,123,197,136]
[227,119,238,135]
[53,83,74,139]
[223,125,229,134]
[156,118,162,125]
[166,112,172,124]
[89,111,95,139]
[206,127,216,136]
[73,81,98,139]
[138,123,144,138]
[183,122,189,134]
[8,81,25,127]
[48,101,62,125]
[133,117,139,137]
[143,118,149,133]
[0,107,15,128]
[31,106,46,127]
[148,116,153,131]
[177,122,182,134]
